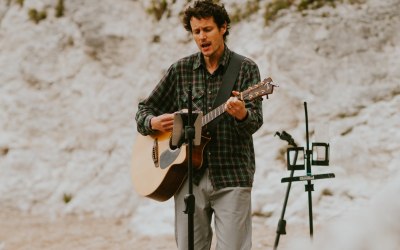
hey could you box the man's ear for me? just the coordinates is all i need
[221,22,227,34]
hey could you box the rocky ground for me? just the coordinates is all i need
[0,208,311,250]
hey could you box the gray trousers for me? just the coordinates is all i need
[174,169,252,250]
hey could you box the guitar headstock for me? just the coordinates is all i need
[241,77,277,101]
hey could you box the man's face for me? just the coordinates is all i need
[190,16,226,59]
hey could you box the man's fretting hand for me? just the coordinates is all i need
[225,91,248,121]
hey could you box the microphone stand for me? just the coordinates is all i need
[183,83,195,250]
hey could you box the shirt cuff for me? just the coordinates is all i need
[146,115,155,133]
[235,109,251,127]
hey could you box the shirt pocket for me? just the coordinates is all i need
[179,89,204,112]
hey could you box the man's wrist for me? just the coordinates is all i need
[236,110,248,122]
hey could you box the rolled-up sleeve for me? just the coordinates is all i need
[135,65,178,135]
[234,59,263,138]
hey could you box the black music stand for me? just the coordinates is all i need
[273,102,335,250]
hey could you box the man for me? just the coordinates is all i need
[135,1,263,249]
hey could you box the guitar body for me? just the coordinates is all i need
[131,131,210,201]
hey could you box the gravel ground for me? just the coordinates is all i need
[0,208,309,250]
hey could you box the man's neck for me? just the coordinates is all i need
[204,45,225,74]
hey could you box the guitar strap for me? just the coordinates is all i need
[206,52,245,131]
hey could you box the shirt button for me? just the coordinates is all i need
[208,152,211,156]
[208,91,211,94]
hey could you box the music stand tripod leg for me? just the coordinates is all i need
[273,131,298,250]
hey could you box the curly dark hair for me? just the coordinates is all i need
[182,0,231,41]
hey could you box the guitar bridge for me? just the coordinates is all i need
[152,138,159,168]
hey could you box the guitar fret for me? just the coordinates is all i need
[218,106,223,115]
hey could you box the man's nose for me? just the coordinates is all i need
[200,31,207,39]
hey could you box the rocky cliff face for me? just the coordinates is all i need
[0,0,399,245]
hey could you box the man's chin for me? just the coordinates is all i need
[201,50,212,57]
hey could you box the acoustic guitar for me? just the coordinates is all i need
[131,77,276,201]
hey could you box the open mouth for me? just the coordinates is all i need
[201,42,211,49]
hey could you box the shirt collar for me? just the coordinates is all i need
[193,45,231,71]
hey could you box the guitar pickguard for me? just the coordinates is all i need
[159,147,182,169]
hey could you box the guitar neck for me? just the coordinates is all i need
[201,77,275,127]
[201,102,226,127]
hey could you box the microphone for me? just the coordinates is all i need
[275,131,297,147]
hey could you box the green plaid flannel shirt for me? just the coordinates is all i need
[135,46,263,189]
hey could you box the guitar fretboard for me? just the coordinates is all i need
[201,103,226,127]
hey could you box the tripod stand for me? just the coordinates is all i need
[273,131,298,249]
[273,102,335,250]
